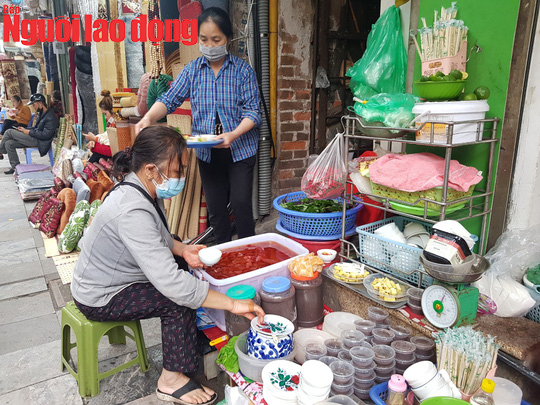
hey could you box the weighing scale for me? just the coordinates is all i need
[421,281,479,329]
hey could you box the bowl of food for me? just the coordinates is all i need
[198,247,222,266]
[414,81,466,101]
[317,249,337,263]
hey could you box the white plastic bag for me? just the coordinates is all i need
[224,385,249,405]
[301,133,347,200]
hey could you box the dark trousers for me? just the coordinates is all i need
[75,281,199,373]
[0,129,38,168]
[1,119,19,135]
[89,151,110,164]
[198,149,256,243]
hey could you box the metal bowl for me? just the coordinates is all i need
[420,253,489,283]
[357,117,407,138]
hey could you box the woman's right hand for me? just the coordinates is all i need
[231,299,265,324]
[135,116,151,135]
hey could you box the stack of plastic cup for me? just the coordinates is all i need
[329,361,355,397]
[372,344,396,384]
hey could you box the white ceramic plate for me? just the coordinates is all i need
[251,314,295,336]
[322,312,363,338]
[262,360,301,400]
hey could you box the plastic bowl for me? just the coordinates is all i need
[353,386,371,400]
[234,331,296,382]
[375,360,396,377]
[330,360,355,384]
[353,374,375,389]
[410,336,435,356]
[368,306,389,324]
[305,342,327,361]
[375,375,392,383]
[407,287,424,307]
[414,80,466,101]
[391,340,416,361]
[395,353,416,370]
[354,319,376,336]
[372,344,396,366]
[341,329,365,349]
[372,328,395,345]
[324,339,342,357]
[331,380,354,395]
[408,302,424,315]
[198,247,222,266]
[349,346,375,368]
[319,356,338,366]
[416,352,436,362]
[353,360,376,377]
[359,341,373,349]
[337,350,352,363]
[390,325,412,341]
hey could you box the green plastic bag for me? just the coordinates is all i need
[216,336,239,373]
[347,6,407,100]
[353,93,418,129]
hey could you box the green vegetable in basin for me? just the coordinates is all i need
[280,198,354,213]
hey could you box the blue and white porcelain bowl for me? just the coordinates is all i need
[247,314,294,360]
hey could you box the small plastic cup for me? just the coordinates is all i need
[375,360,396,377]
[359,340,373,349]
[415,352,436,362]
[390,325,412,341]
[372,328,395,345]
[331,386,354,397]
[349,346,375,368]
[391,340,416,361]
[341,329,365,349]
[324,338,342,357]
[353,360,376,378]
[354,374,375,389]
[368,306,389,324]
[372,344,396,366]
[353,387,371,400]
[330,360,355,385]
[395,354,416,373]
[319,355,338,366]
[410,336,435,356]
[375,375,392,383]
[337,350,352,363]
[354,319,376,336]
[407,287,424,307]
[408,302,424,316]
[305,342,327,361]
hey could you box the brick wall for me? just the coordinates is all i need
[276,1,314,196]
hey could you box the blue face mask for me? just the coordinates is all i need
[152,166,185,199]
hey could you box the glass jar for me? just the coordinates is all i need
[290,273,323,328]
[224,285,261,336]
[259,276,297,327]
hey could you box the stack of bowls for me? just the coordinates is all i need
[329,360,355,396]
[403,222,430,249]
[297,360,333,404]
[349,346,376,399]
[372,328,395,345]
[390,325,412,341]
[407,288,424,316]
[324,338,342,357]
[367,306,389,332]
[305,342,327,361]
[262,360,301,405]
[372,345,396,384]
[410,336,436,362]
[322,312,363,337]
[293,328,334,364]
[391,340,416,374]
[354,319,376,343]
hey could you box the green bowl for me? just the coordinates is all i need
[414,81,466,101]
[420,397,469,405]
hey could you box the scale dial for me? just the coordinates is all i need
[421,285,459,329]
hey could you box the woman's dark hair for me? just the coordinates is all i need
[12,95,21,103]
[99,90,113,113]
[112,126,187,180]
[52,90,61,101]
[198,7,233,39]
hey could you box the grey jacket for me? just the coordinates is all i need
[71,172,209,308]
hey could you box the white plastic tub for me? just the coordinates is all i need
[192,233,308,330]
[412,100,489,144]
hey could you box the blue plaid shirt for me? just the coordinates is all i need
[157,54,261,163]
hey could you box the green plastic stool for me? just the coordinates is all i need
[61,301,150,397]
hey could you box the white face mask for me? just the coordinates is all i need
[199,43,228,62]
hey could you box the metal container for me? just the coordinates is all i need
[420,253,489,283]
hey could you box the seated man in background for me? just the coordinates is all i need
[1,95,32,135]
[0,93,59,175]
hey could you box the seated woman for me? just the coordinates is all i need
[84,90,116,163]
[71,126,264,405]
[1,95,32,134]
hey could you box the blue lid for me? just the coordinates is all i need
[262,276,291,293]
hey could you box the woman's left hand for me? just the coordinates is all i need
[214,132,237,148]
[181,244,207,268]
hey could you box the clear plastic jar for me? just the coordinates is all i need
[224,285,261,336]
[290,273,323,328]
[259,276,297,327]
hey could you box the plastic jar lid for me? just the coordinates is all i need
[226,285,256,300]
[262,276,291,293]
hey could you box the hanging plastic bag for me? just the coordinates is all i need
[353,93,418,129]
[347,6,407,100]
[301,133,347,200]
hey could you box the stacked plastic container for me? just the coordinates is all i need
[410,336,436,363]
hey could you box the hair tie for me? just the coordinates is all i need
[124,146,133,159]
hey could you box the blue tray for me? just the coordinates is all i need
[186,139,224,148]
[276,220,356,241]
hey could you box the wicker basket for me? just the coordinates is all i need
[167,114,192,136]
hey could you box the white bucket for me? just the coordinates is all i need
[412,100,489,144]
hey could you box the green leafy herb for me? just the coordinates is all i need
[280,198,353,213]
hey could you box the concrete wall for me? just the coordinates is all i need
[506,19,540,231]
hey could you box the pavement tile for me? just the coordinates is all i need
[40,257,59,277]
[0,277,47,301]
[0,237,35,255]
[0,220,34,241]
[0,209,28,223]
[0,313,60,356]
[0,340,67,395]
[0,247,39,267]
[0,374,83,405]
[124,394,163,405]
[0,292,55,326]
[0,260,42,285]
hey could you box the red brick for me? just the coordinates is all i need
[279,66,295,77]
[281,32,298,43]
[279,170,294,180]
[296,132,310,141]
[294,111,311,121]
[281,55,301,66]
[280,101,304,111]
[281,141,307,151]
[280,151,293,160]
[280,79,307,89]
[278,90,294,100]
[293,150,309,159]
[279,178,302,189]
[280,132,294,142]
[280,159,305,170]
[279,111,293,122]
[281,122,304,132]
[293,169,306,179]
[295,90,311,100]
[281,43,295,54]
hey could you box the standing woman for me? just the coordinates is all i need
[1,95,31,134]
[84,90,116,163]
[136,7,261,244]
